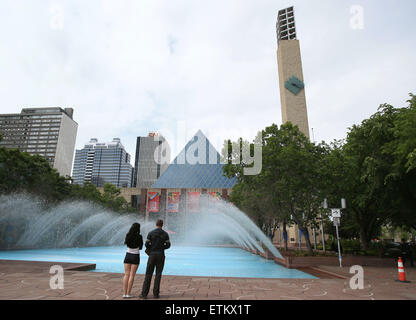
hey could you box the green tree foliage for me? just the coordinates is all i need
[0,148,72,201]
[223,123,327,254]
[329,95,416,249]
[331,104,399,249]
[0,146,135,213]
[383,94,416,230]
[223,94,416,253]
[69,182,103,203]
[101,183,134,213]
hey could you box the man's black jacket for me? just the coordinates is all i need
[145,228,171,255]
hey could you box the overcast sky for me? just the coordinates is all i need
[1,0,415,163]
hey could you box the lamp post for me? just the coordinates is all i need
[332,209,342,267]
[327,198,346,268]
[321,199,328,253]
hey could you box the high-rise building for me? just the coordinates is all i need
[276,6,310,138]
[72,138,133,188]
[133,132,169,188]
[0,107,78,177]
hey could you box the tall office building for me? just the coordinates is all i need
[0,107,78,177]
[133,132,169,188]
[72,138,133,188]
[276,6,310,138]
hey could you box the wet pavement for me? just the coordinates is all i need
[0,260,415,300]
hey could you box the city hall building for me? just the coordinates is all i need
[119,130,237,234]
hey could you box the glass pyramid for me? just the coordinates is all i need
[152,130,237,189]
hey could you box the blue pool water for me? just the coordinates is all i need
[0,246,316,279]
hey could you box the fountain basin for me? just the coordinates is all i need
[0,245,316,279]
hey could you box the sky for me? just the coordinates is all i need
[1,0,415,163]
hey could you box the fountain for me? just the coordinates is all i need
[0,193,282,259]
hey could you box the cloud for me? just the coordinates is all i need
[0,0,415,164]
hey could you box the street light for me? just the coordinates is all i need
[321,199,328,253]
[328,198,346,268]
[331,208,342,267]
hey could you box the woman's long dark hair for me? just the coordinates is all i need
[124,223,141,248]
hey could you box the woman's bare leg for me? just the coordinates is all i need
[127,264,139,295]
[123,263,131,295]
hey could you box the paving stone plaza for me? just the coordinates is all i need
[0,260,415,300]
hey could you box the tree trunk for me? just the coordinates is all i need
[302,227,314,255]
[283,220,288,252]
[359,226,369,251]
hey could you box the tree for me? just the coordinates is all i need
[222,94,416,254]
[101,183,134,213]
[0,148,71,201]
[0,144,136,213]
[382,94,416,230]
[337,104,398,249]
[223,123,327,254]
[69,182,103,203]
[333,95,416,249]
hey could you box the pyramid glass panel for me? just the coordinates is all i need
[152,131,237,189]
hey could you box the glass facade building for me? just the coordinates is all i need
[0,107,78,177]
[72,138,133,188]
[152,130,236,189]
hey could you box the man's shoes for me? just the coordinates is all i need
[139,294,147,299]
[153,294,160,299]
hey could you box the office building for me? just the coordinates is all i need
[133,132,169,188]
[72,138,133,188]
[0,107,78,177]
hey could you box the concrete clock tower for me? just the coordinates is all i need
[276,6,310,139]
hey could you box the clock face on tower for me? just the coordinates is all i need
[284,75,304,95]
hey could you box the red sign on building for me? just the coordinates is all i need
[187,192,200,213]
[147,192,160,212]
[168,192,180,213]
[209,191,222,202]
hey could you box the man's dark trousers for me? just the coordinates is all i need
[141,253,165,297]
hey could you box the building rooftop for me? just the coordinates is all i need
[83,138,125,149]
[0,107,75,120]
[276,6,297,43]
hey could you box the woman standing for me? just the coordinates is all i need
[123,222,143,298]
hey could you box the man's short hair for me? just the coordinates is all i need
[156,219,163,227]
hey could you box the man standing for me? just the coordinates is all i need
[140,219,171,299]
